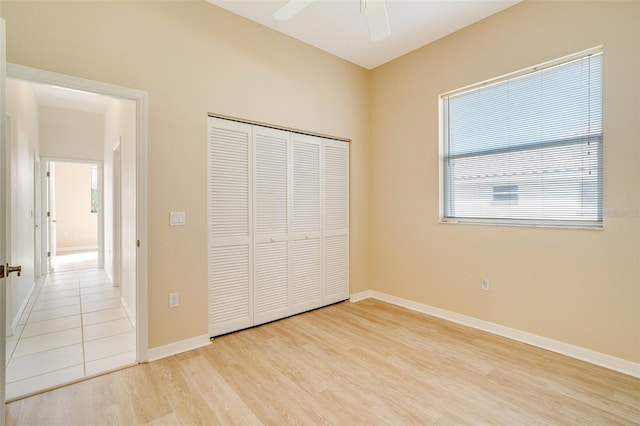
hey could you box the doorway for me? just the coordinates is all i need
[3,65,148,401]
[46,161,101,273]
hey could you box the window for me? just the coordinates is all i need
[91,164,98,213]
[493,185,519,202]
[441,49,603,228]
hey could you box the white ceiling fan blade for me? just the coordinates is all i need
[273,0,315,21]
[364,0,390,42]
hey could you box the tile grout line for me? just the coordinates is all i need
[5,271,84,396]
[6,265,135,399]
[6,279,45,366]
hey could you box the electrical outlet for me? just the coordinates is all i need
[169,292,179,308]
[481,277,490,291]
[170,211,186,226]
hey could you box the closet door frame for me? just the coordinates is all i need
[208,115,350,337]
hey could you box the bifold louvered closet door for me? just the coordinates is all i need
[208,117,349,337]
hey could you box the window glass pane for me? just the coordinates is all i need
[91,164,98,213]
[442,52,602,226]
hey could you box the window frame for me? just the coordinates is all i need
[91,163,98,213]
[438,47,604,230]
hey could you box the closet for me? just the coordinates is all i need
[208,116,349,337]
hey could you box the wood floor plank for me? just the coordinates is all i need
[177,353,262,425]
[6,299,640,425]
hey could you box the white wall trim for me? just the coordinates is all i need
[349,290,372,303]
[9,279,38,335]
[121,296,135,329]
[56,245,98,253]
[147,334,212,362]
[8,63,150,364]
[351,290,640,378]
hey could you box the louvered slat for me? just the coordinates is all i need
[323,141,349,304]
[255,131,288,237]
[324,144,349,232]
[323,234,349,303]
[293,138,320,234]
[253,127,290,324]
[209,245,250,323]
[254,241,289,321]
[208,117,252,336]
[208,125,249,240]
[292,239,322,309]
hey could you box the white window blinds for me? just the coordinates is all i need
[442,51,603,228]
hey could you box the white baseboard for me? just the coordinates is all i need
[349,290,372,303]
[351,290,640,378]
[105,268,114,287]
[56,245,97,253]
[147,334,212,362]
[10,280,38,335]
[121,296,136,329]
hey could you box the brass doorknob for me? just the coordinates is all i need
[7,264,22,277]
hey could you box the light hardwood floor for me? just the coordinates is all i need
[6,299,640,425]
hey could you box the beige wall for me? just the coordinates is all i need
[1,1,371,348]
[370,1,640,363]
[3,0,637,365]
[39,106,104,161]
[53,162,97,250]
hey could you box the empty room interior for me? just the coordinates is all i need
[2,0,639,424]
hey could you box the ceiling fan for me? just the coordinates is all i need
[273,0,391,42]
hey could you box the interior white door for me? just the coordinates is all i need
[207,117,350,337]
[113,145,121,287]
[291,133,322,314]
[48,162,56,262]
[208,117,254,336]
[33,156,41,279]
[1,17,8,426]
[323,140,350,304]
[252,126,290,325]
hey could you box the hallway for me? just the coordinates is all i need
[4,263,136,400]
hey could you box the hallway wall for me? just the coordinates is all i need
[6,79,40,333]
[54,162,97,251]
[39,106,103,161]
[103,98,137,324]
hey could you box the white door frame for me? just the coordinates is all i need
[33,154,41,279]
[42,158,104,272]
[1,18,7,426]
[6,63,149,363]
[113,142,122,287]
[46,161,56,269]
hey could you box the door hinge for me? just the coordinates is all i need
[47,251,51,257]
[47,171,50,177]
[137,240,140,248]
[0,264,5,279]
[47,211,50,217]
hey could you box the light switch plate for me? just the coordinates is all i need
[170,211,186,226]
[169,292,179,308]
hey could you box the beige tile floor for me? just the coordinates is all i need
[5,254,136,400]
[50,249,99,272]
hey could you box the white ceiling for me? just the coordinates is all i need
[31,82,111,114]
[207,0,521,70]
